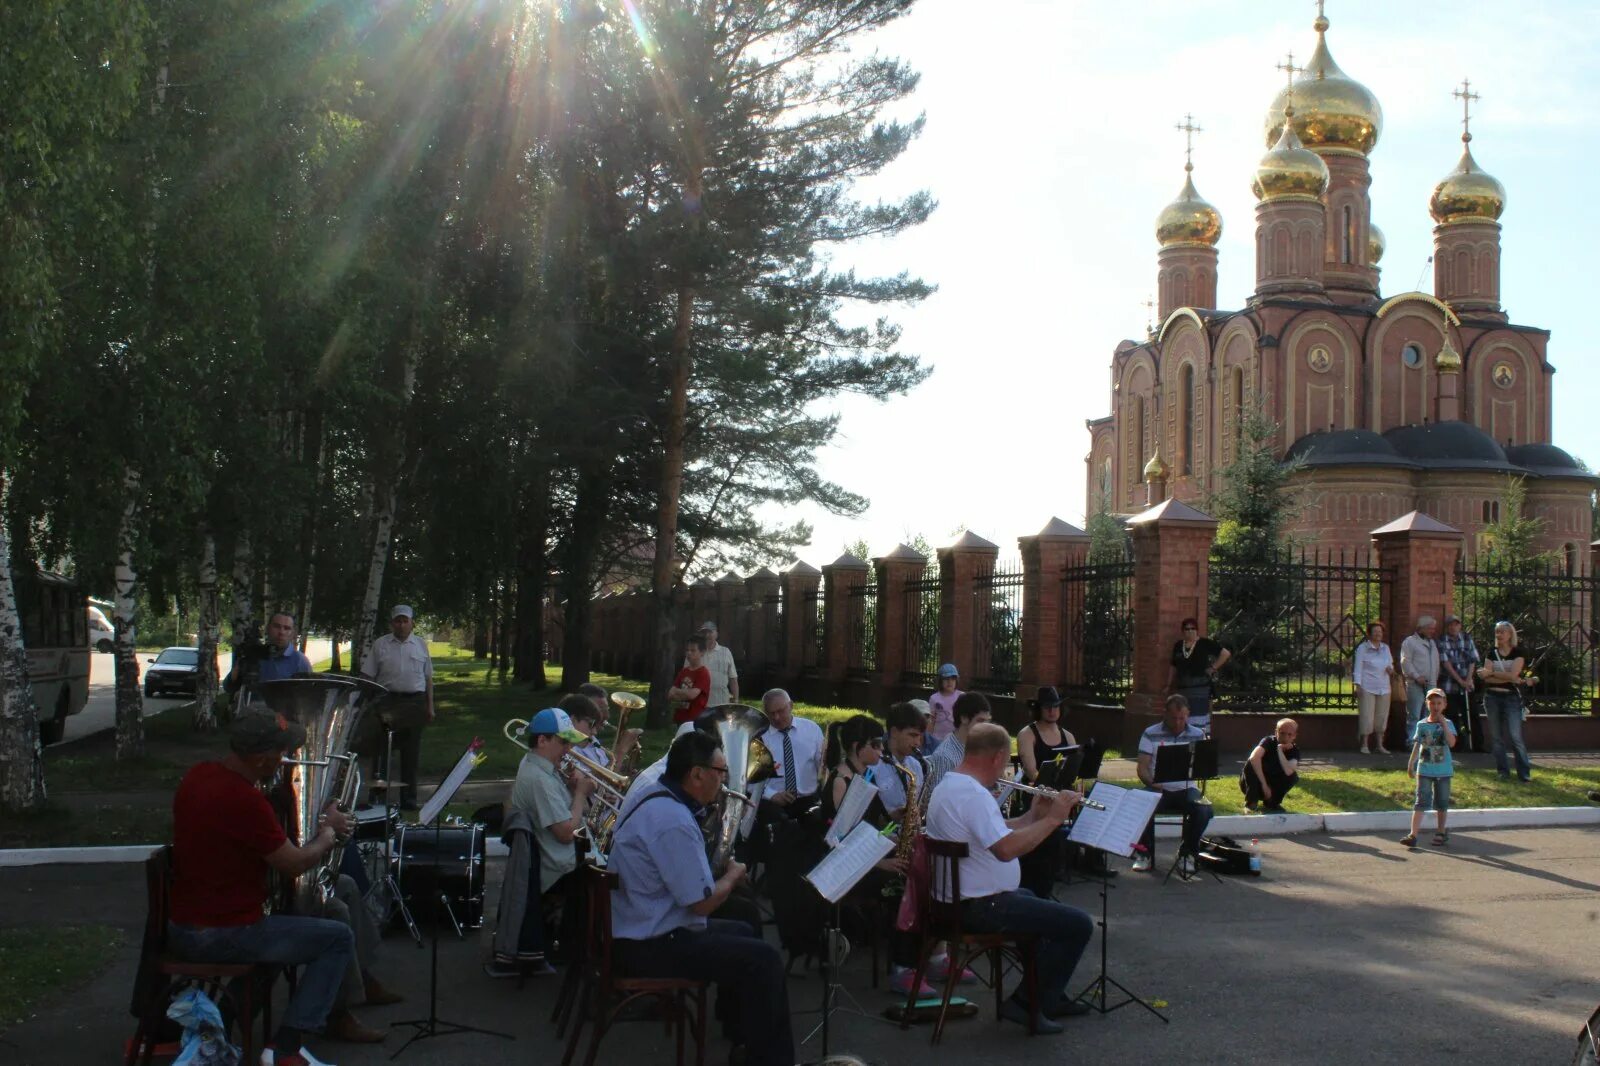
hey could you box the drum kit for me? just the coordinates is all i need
[353,772,487,943]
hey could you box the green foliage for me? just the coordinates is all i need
[1080,507,1132,699]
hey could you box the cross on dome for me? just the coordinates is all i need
[1175,113,1203,172]
[1453,78,1481,143]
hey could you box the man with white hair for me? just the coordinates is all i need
[1400,615,1441,741]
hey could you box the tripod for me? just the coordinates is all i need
[797,899,884,1060]
[1073,867,1168,1023]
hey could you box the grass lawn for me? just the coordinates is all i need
[0,925,124,1030]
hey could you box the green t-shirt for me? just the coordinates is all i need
[511,751,577,890]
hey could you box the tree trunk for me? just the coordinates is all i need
[513,462,549,687]
[296,408,326,651]
[113,467,145,760]
[329,636,342,673]
[0,476,46,811]
[229,531,254,643]
[355,347,417,670]
[192,532,221,731]
[647,284,698,727]
[497,576,512,683]
[561,467,608,691]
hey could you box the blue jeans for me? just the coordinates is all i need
[1405,681,1429,739]
[1139,787,1213,857]
[961,888,1093,1011]
[1413,774,1451,812]
[1483,689,1531,779]
[168,915,354,1034]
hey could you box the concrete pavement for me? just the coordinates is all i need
[3,825,1598,1064]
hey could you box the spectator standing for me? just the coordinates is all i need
[1352,621,1397,755]
[1401,689,1457,847]
[1436,615,1480,750]
[923,691,993,799]
[1476,620,1532,782]
[361,605,434,810]
[669,636,712,724]
[1242,718,1301,813]
[696,621,740,707]
[1166,617,1230,734]
[925,663,963,753]
[1399,615,1441,739]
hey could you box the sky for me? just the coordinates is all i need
[762,0,1600,569]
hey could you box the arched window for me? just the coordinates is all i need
[1564,542,1578,576]
[1231,367,1246,453]
[1180,364,1195,475]
[1341,205,1354,263]
[1136,397,1147,474]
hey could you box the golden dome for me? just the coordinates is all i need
[1429,139,1505,224]
[1264,16,1382,155]
[1367,222,1385,264]
[1155,170,1222,247]
[1252,115,1330,201]
[1435,338,1462,372]
[1142,449,1170,482]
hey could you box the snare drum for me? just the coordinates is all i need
[353,804,397,843]
[392,822,486,928]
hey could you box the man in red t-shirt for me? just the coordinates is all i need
[669,635,712,723]
[167,712,355,1066]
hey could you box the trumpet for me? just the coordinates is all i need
[1002,777,1107,812]
[561,748,632,853]
[502,717,532,750]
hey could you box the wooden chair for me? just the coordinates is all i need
[126,846,275,1066]
[900,838,1039,1044]
[561,865,709,1066]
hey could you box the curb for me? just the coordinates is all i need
[6,805,1599,866]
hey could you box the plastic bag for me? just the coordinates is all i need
[167,986,241,1066]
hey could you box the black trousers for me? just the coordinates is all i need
[1243,771,1297,809]
[1444,691,1477,751]
[613,920,794,1066]
[517,871,576,963]
[373,693,427,809]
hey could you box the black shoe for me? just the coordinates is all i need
[1044,998,1095,1020]
[1586,791,1600,803]
[1263,804,1286,814]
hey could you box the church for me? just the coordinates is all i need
[1084,8,1596,561]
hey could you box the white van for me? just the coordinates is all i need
[87,605,115,653]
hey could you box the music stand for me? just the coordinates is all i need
[390,740,514,1060]
[1151,739,1220,884]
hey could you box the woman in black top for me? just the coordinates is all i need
[1475,620,1531,781]
[1242,718,1301,812]
[820,714,892,834]
[1168,617,1230,734]
[1018,687,1076,787]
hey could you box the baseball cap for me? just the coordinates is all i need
[231,711,307,755]
[526,707,587,743]
[937,663,959,679]
[908,699,931,718]
[698,620,718,632]
[1425,687,1447,700]
[391,605,415,620]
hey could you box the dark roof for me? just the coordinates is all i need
[1382,421,1517,471]
[1284,421,1596,482]
[1505,442,1588,477]
[1284,429,1415,469]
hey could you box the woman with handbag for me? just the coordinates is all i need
[1476,621,1532,782]
[1352,622,1399,754]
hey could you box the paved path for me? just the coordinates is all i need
[4,825,1598,1064]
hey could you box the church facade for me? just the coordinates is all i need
[1085,10,1595,562]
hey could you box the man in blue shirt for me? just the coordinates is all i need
[608,731,794,1066]
[1133,694,1214,874]
[226,612,313,701]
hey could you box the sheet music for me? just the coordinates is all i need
[419,742,483,826]
[805,822,894,902]
[1066,782,1162,858]
[825,773,879,845]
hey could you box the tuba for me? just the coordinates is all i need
[258,675,384,914]
[700,703,774,874]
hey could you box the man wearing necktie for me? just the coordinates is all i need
[749,689,824,859]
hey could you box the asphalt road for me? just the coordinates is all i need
[3,825,1597,1065]
[57,642,332,746]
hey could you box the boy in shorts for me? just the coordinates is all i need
[1401,688,1457,847]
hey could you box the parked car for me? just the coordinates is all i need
[144,647,200,698]
[88,605,115,654]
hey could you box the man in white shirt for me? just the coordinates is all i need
[749,688,822,858]
[361,605,434,810]
[696,621,739,707]
[925,723,1094,1033]
[1132,694,1213,874]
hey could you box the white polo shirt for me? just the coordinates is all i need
[699,644,738,708]
[925,770,1018,899]
[365,633,432,694]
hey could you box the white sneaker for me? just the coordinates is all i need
[1130,853,1152,873]
[261,1047,335,1066]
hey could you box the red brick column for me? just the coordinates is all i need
[822,554,870,683]
[1019,518,1091,702]
[745,568,780,683]
[937,532,1000,678]
[874,544,930,692]
[781,562,820,682]
[715,572,746,661]
[1372,511,1465,747]
[1124,500,1218,729]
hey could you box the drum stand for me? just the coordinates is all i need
[373,727,422,946]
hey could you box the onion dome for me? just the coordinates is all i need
[1142,448,1170,482]
[1252,111,1330,200]
[1435,336,1462,372]
[1429,137,1505,224]
[1367,222,1385,264]
[1264,13,1382,155]
[1155,168,1222,247]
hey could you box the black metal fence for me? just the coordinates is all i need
[902,572,944,688]
[971,559,1024,694]
[762,592,784,670]
[1455,554,1599,713]
[1209,548,1392,713]
[801,588,823,671]
[846,580,878,678]
[1059,553,1134,704]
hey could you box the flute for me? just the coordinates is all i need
[1004,778,1107,812]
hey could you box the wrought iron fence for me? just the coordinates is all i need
[971,559,1024,695]
[1455,554,1599,714]
[1059,553,1134,704]
[762,593,784,669]
[846,580,878,678]
[801,588,823,671]
[902,571,944,688]
[1209,548,1392,712]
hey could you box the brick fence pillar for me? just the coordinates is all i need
[938,532,1000,679]
[715,571,746,662]
[745,568,780,691]
[1124,500,1218,740]
[781,562,820,685]
[874,544,929,698]
[822,554,870,684]
[1019,517,1091,704]
[1372,511,1464,748]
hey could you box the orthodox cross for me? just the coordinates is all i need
[1142,295,1156,336]
[1277,51,1303,91]
[1175,113,1202,172]
[1453,78,1480,141]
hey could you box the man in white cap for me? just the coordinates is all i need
[361,605,434,810]
[696,620,739,707]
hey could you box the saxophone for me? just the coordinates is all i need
[892,757,921,864]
